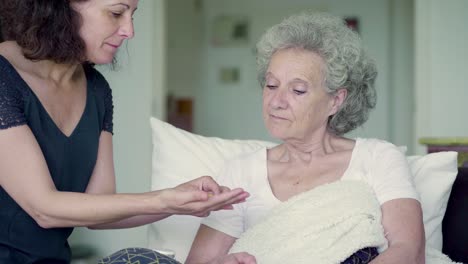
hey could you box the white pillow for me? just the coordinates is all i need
[148,117,458,261]
[148,117,275,261]
[407,152,458,250]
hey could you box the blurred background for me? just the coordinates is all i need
[2,0,467,261]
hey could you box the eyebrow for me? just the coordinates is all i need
[111,3,129,8]
[111,3,138,13]
[266,73,309,83]
[112,3,137,9]
[291,78,309,84]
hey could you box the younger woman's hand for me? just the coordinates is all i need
[155,176,249,217]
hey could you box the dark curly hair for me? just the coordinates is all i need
[0,23,4,42]
[0,0,89,64]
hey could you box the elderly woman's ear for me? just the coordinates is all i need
[329,88,347,116]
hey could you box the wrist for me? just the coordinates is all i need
[141,189,168,215]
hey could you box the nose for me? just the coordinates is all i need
[270,88,288,110]
[119,17,135,39]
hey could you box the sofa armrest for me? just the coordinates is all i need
[442,167,468,263]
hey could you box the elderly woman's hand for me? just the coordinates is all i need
[155,176,249,217]
[216,252,257,264]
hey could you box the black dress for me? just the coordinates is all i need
[0,55,113,264]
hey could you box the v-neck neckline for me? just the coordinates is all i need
[0,54,90,139]
[30,85,90,139]
[264,139,360,203]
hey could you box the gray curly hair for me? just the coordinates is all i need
[256,12,377,135]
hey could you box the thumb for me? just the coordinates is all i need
[177,189,209,204]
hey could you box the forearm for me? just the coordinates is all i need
[374,199,425,264]
[32,190,161,229]
[370,244,424,264]
[88,213,171,229]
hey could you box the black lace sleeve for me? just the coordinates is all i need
[83,65,114,134]
[84,65,114,134]
[102,83,114,134]
[0,62,27,130]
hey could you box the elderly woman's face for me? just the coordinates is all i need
[262,48,338,142]
[72,0,138,64]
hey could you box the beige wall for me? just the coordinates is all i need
[414,0,468,153]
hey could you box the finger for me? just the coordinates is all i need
[234,252,257,264]
[214,196,248,211]
[194,211,210,218]
[208,188,247,204]
[180,189,249,215]
[216,204,234,210]
[199,176,223,195]
[220,185,231,193]
[230,199,247,205]
[226,252,256,264]
[223,190,250,204]
[214,196,247,211]
[203,190,249,211]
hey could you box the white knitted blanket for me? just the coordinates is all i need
[229,180,387,264]
[229,180,461,264]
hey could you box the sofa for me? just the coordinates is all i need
[442,167,468,263]
[148,117,467,263]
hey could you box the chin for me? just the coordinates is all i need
[93,56,115,65]
[266,127,286,140]
[87,52,116,65]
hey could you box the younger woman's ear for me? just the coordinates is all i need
[329,88,347,116]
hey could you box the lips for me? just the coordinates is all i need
[105,43,121,49]
[270,114,287,120]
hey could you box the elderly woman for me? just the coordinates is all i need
[186,12,425,264]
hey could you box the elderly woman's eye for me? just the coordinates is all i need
[266,85,278,89]
[111,11,123,18]
[294,90,306,95]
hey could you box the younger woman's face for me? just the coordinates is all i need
[72,0,138,64]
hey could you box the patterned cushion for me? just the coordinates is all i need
[98,248,181,264]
